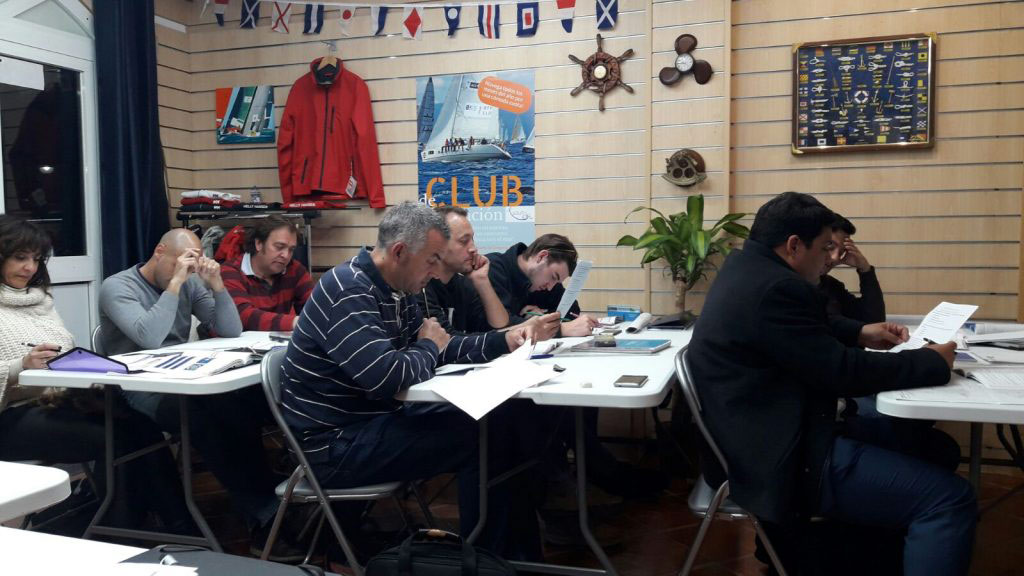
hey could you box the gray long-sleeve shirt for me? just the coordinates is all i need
[98,264,243,356]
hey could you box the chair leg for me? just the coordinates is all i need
[260,467,303,561]
[303,510,326,566]
[410,482,437,528]
[750,516,789,576]
[679,483,730,576]
[321,500,365,576]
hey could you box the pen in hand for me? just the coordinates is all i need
[21,342,61,352]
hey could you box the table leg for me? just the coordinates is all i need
[467,415,489,545]
[969,422,982,491]
[304,219,313,269]
[573,407,618,576]
[82,386,116,540]
[178,395,222,551]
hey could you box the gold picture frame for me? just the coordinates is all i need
[791,33,936,154]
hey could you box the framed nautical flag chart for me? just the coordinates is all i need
[416,71,535,253]
[792,33,935,154]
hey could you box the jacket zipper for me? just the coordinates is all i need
[330,106,335,134]
[319,90,330,188]
[299,158,308,184]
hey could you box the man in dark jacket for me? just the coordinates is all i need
[819,214,885,323]
[688,192,975,575]
[486,234,598,337]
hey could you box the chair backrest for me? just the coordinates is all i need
[675,347,730,476]
[260,347,319,476]
[90,324,103,354]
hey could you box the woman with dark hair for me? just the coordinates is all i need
[0,215,192,532]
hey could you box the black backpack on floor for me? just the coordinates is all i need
[365,529,516,576]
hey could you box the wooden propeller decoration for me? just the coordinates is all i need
[659,34,713,86]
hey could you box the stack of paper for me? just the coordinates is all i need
[112,350,257,379]
[430,342,560,420]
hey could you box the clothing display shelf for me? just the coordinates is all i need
[174,208,346,269]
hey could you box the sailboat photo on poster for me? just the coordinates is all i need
[416,70,535,254]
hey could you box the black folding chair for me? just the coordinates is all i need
[259,348,435,574]
[675,347,788,576]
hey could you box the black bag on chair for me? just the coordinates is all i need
[365,529,516,576]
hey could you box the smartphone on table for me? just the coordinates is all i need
[613,374,648,388]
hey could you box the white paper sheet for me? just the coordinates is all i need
[430,342,560,419]
[890,302,978,352]
[965,330,1024,344]
[556,260,592,318]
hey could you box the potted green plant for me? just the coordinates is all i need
[616,194,750,311]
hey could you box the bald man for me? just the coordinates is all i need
[99,230,302,560]
[99,228,242,355]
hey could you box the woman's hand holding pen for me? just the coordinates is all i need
[22,343,62,370]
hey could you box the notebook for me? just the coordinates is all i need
[568,338,672,355]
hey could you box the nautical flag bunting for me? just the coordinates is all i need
[271,2,293,33]
[596,0,617,30]
[403,6,424,39]
[240,0,260,28]
[303,3,324,34]
[213,0,229,26]
[444,5,462,36]
[478,3,500,39]
[370,6,389,36]
[516,2,538,37]
[338,5,356,36]
[555,0,575,33]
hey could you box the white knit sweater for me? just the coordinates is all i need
[0,285,74,411]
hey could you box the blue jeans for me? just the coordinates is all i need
[819,435,976,576]
[314,401,543,560]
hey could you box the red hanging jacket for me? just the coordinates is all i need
[278,58,386,208]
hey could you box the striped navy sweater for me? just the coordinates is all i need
[281,249,509,462]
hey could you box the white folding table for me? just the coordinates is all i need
[0,525,145,575]
[400,329,691,576]
[0,461,71,523]
[18,332,275,550]
[878,376,1024,489]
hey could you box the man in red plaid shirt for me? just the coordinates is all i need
[221,216,313,331]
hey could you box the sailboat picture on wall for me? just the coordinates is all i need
[420,73,516,163]
[523,127,535,153]
[417,77,435,152]
[417,70,536,254]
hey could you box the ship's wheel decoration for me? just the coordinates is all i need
[659,34,713,86]
[569,34,634,112]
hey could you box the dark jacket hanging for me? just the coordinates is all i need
[94,0,170,276]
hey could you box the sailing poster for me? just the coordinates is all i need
[215,86,275,144]
[416,71,535,254]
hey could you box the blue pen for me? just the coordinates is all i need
[530,354,554,360]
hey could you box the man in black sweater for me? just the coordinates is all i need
[821,214,961,472]
[486,234,599,337]
[689,192,974,575]
[819,214,885,323]
[416,206,560,339]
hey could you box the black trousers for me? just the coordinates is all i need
[147,387,281,527]
[0,398,188,529]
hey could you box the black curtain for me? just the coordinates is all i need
[94,0,169,276]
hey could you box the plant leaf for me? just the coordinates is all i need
[616,234,639,247]
[686,194,704,229]
[624,206,667,223]
[723,222,751,238]
[650,217,671,236]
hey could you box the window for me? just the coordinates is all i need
[1,64,85,256]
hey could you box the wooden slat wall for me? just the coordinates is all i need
[649,0,730,314]
[158,0,708,315]
[731,0,1024,320]
[155,7,193,214]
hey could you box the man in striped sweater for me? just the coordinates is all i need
[221,215,313,331]
[281,202,542,559]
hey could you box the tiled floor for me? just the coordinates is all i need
[188,461,1024,576]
